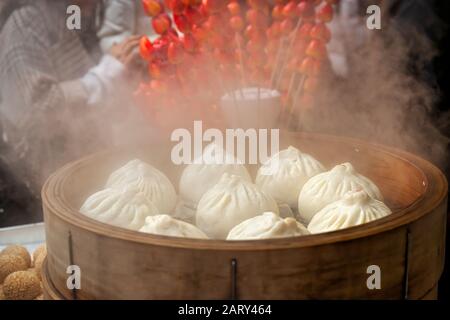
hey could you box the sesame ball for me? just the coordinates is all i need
[0,254,28,282]
[0,285,5,300]
[34,252,46,280]
[3,271,41,300]
[32,245,46,266]
[1,245,31,268]
[27,268,39,279]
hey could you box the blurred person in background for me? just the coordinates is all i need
[98,0,155,53]
[324,0,448,168]
[0,0,144,226]
[328,0,444,82]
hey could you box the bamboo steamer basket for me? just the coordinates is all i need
[42,132,448,300]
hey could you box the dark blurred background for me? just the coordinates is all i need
[431,0,450,301]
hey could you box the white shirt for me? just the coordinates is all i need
[97,0,155,53]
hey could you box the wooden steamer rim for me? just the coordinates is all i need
[42,132,448,299]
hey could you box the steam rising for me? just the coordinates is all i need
[302,21,449,169]
[1,3,448,194]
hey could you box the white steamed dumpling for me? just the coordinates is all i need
[308,189,391,234]
[256,146,325,208]
[179,143,251,207]
[139,215,208,239]
[278,203,295,219]
[196,173,279,239]
[80,187,160,230]
[172,199,197,224]
[106,159,177,214]
[298,162,383,224]
[227,212,309,240]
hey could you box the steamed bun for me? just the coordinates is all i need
[80,187,160,230]
[179,143,251,207]
[172,200,197,224]
[227,212,309,240]
[106,159,177,214]
[298,163,383,223]
[196,173,279,239]
[256,146,325,208]
[308,190,391,234]
[139,215,208,239]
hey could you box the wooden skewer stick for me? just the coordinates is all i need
[281,72,300,123]
[257,85,263,128]
[287,75,306,129]
[214,63,240,128]
[217,67,234,103]
[274,18,303,91]
[286,72,297,97]
[235,33,247,98]
[270,37,287,89]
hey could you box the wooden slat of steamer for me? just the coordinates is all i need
[41,258,63,300]
[406,168,447,300]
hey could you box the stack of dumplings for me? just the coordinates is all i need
[79,145,392,241]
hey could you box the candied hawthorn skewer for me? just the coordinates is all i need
[136,0,205,123]
[245,0,270,87]
[273,0,318,91]
[142,0,164,17]
[226,1,247,98]
[267,0,287,88]
[135,0,338,131]
[287,1,335,128]
[282,20,314,110]
[269,0,299,89]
